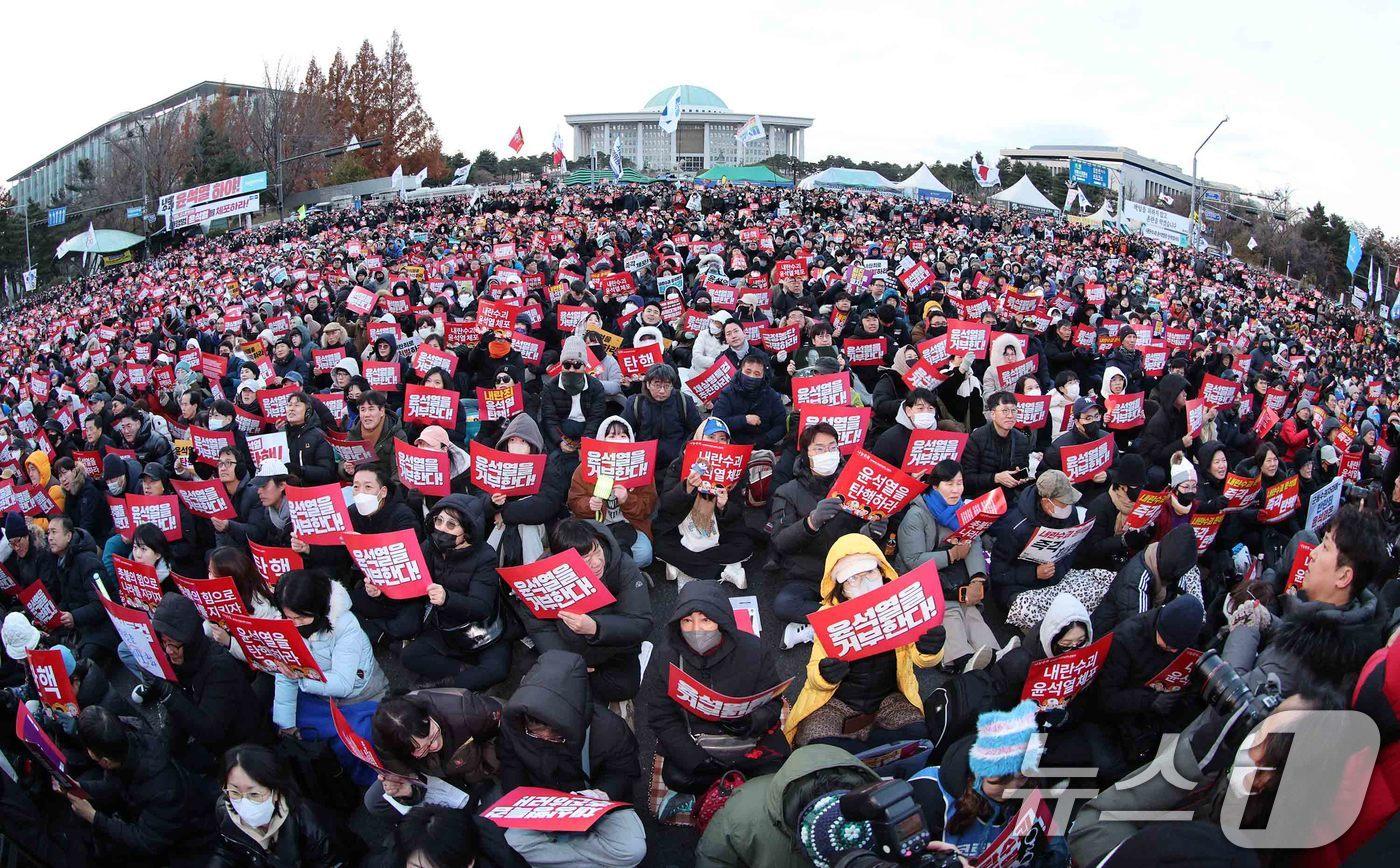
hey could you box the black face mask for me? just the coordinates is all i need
[1175,490,1195,505]
[296,622,319,639]
[1080,421,1101,439]
[431,530,462,552]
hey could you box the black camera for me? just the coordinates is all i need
[831,779,958,867]
[1195,650,1281,729]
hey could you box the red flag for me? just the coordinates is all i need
[508,126,524,153]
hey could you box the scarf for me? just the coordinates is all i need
[924,491,963,531]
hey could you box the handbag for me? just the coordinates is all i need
[695,771,747,833]
[439,596,507,652]
[681,661,758,761]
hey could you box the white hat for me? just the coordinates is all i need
[831,554,879,585]
[252,458,290,482]
[3,612,40,661]
[1170,457,1198,488]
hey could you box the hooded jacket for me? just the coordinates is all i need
[271,582,387,729]
[695,745,879,868]
[88,729,217,860]
[642,582,787,771]
[785,534,943,740]
[54,527,118,650]
[981,333,1026,395]
[493,413,575,531]
[377,687,504,793]
[1135,373,1192,471]
[710,364,786,449]
[769,453,867,585]
[498,650,639,801]
[423,493,501,634]
[1094,605,1196,725]
[1029,592,1094,661]
[990,484,1083,604]
[540,372,608,447]
[566,415,658,539]
[151,593,269,754]
[621,365,701,467]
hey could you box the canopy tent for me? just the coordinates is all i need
[797,167,897,191]
[896,164,953,202]
[561,168,656,186]
[696,164,793,187]
[989,175,1060,213]
[55,228,145,258]
[1069,199,1116,226]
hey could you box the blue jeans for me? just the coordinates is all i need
[630,533,653,569]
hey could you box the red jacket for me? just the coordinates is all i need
[1278,415,1314,463]
[1295,740,1400,867]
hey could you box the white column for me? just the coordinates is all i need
[703,123,710,168]
[799,129,805,160]
[636,122,643,170]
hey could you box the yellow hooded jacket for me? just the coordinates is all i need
[784,533,943,742]
[24,450,64,530]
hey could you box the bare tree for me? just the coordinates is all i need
[235,61,337,207]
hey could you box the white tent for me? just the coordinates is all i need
[989,175,1060,213]
[896,164,953,201]
[797,167,898,191]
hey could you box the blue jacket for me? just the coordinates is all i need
[711,377,786,450]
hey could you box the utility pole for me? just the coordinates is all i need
[1189,115,1229,251]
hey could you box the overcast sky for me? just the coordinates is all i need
[6,1,1398,231]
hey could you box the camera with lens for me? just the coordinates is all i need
[831,779,959,867]
[1194,649,1282,729]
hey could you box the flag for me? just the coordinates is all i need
[413,166,428,185]
[552,131,566,168]
[1063,183,1077,214]
[297,205,306,221]
[1077,189,1091,211]
[23,268,36,292]
[658,88,681,134]
[451,162,473,184]
[971,157,1000,188]
[508,126,524,154]
[609,137,624,180]
[345,135,360,152]
[1157,193,1175,206]
[1346,231,1362,274]
[1393,264,1399,287]
[736,115,766,144]
[1247,236,1258,251]
[1224,240,1233,257]
[84,222,96,250]
[391,164,404,190]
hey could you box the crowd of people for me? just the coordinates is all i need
[0,178,1397,867]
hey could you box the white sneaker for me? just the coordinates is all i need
[720,562,748,589]
[963,645,996,673]
[995,636,1021,661]
[782,623,814,649]
[665,564,681,583]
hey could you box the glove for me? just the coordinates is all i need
[808,498,843,529]
[744,701,781,737]
[915,625,946,656]
[818,657,850,684]
[130,681,163,705]
[864,517,890,539]
[1122,527,1152,550]
[1150,690,1183,714]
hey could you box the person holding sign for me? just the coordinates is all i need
[961,391,1032,500]
[283,392,337,486]
[1233,442,1301,552]
[786,534,944,749]
[895,460,1000,671]
[46,515,119,663]
[641,582,790,809]
[1134,373,1195,479]
[483,413,571,568]
[345,465,426,645]
[338,390,405,483]
[540,337,608,450]
[620,363,700,469]
[566,416,658,568]
[271,571,387,786]
[990,471,1083,609]
[400,495,510,692]
[1040,396,1115,505]
[711,353,786,451]
[211,743,351,867]
[653,419,754,587]
[1077,454,1154,572]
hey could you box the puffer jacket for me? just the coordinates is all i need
[895,493,988,594]
[989,485,1083,604]
[960,421,1031,499]
[423,494,501,635]
[620,371,701,467]
[122,415,175,472]
[285,411,336,485]
[710,370,786,450]
[376,687,503,794]
[768,453,866,585]
[209,795,341,868]
[272,582,387,729]
[1135,373,1192,472]
[53,527,118,651]
[539,374,608,447]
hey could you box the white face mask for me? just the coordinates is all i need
[1046,501,1073,519]
[231,794,276,828]
[1063,382,1081,400]
[1023,385,1042,397]
[353,492,381,515]
[911,411,938,430]
[107,480,124,496]
[842,575,884,599]
[208,417,229,430]
[810,450,841,477]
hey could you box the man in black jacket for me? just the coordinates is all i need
[1,509,52,588]
[47,516,118,662]
[1134,373,1194,483]
[113,408,174,472]
[68,706,217,866]
[1040,396,1116,505]
[284,391,337,485]
[1092,524,1200,636]
[55,457,111,544]
[540,336,608,450]
[990,470,1082,609]
[346,464,427,644]
[133,593,270,771]
[961,391,1032,500]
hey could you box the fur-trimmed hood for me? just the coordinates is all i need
[1274,587,1388,686]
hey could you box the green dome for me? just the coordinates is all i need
[642,85,728,113]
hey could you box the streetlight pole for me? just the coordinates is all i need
[1189,115,1229,251]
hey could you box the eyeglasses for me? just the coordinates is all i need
[561,361,585,371]
[225,788,273,804]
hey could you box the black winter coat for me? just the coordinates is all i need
[1134,374,1192,472]
[53,528,118,651]
[1092,607,1193,752]
[960,422,1031,499]
[769,455,866,585]
[539,375,608,447]
[424,494,502,634]
[65,477,111,542]
[1040,426,1115,505]
[376,687,503,792]
[621,388,701,468]
[710,377,787,450]
[285,415,336,485]
[990,485,1082,604]
[209,796,341,868]
[86,730,217,861]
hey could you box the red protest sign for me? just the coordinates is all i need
[1339,450,1363,484]
[499,549,616,619]
[171,478,236,519]
[903,430,969,473]
[808,560,945,661]
[483,787,628,833]
[944,488,1008,546]
[827,449,925,521]
[125,493,182,541]
[311,347,348,375]
[1185,398,1206,439]
[1285,541,1316,592]
[1019,520,1096,564]
[15,702,87,796]
[469,441,546,497]
[1252,405,1280,439]
[188,425,235,466]
[249,541,301,587]
[1104,392,1146,429]
[403,384,461,428]
[797,405,871,456]
[681,440,753,494]
[172,573,246,625]
[344,529,432,599]
[410,345,459,380]
[1013,394,1051,430]
[73,450,102,479]
[100,595,177,681]
[580,438,658,487]
[898,260,936,292]
[106,494,133,541]
[256,385,298,421]
[330,699,396,777]
[395,440,451,497]
[1123,489,1170,532]
[555,304,593,332]
[1059,435,1115,484]
[1200,374,1240,409]
[978,792,1054,868]
[345,286,376,315]
[760,323,801,354]
[1222,472,1261,509]
[1258,475,1301,523]
[774,258,808,282]
[615,343,664,378]
[791,372,852,407]
[475,383,524,422]
[113,555,163,612]
[1022,635,1112,708]
[1189,513,1225,552]
[364,360,402,391]
[599,271,636,301]
[666,665,794,722]
[285,483,353,545]
[902,359,951,392]
[994,356,1039,390]
[222,613,325,681]
[843,337,888,367]
[685,355,737,405]
[1146,648,1204,692]
[26,648,78,715]
[945,319,991,359]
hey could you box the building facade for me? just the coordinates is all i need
[565,85,814,175]
[6,81,270,209]
[999,145,1243,205]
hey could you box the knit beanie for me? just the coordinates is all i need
[969,700,1043,788]
[1170,455,1197,488]
[560,336,588,364]
[797,791,875,868]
